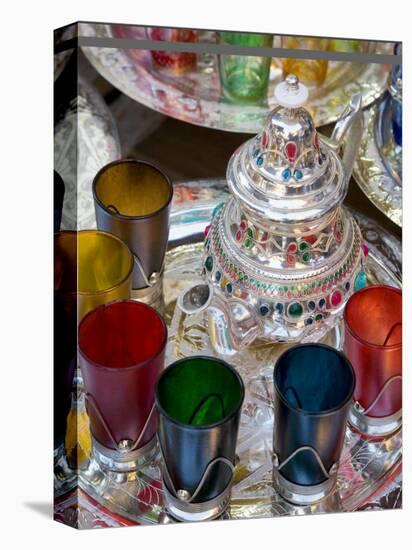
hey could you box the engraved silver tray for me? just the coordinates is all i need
[71,180,401,527]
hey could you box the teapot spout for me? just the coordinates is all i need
[329,92,363,182]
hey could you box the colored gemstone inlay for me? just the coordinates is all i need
[308,301,316,311]
[257,156,264,166]
[226,283,233,294]
[259,304,270,316]
[331,290,342,307]
[287,242,297,254]
[215,271,221,282]
[294,169,303,180]
[285,141,297,162]
[288,302,303,318]
[354,270,368,291]
[275,303,284,314]
[282,168,291,180]
[205,256,213,272]
[319,298,326,309]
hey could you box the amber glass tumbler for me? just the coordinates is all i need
[344,285,402,418]
[79,300,167,450]
[93,159,173,290]
[55,230,134,322]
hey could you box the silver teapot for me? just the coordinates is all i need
[179,75,367,356]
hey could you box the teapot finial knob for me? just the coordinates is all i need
[285,73,299,90]
[274,73,309,109]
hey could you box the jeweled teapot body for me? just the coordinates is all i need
[181,75,367,356]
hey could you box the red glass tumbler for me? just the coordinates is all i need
[344,285,402,436]
[78,300,167,471]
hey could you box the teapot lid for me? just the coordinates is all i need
[227,74,348,226]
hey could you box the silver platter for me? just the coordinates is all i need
[353,97,402,227]
[67,183,401,527]
[79,23,390,133]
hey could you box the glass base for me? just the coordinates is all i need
[162,481,231,522]
[348,403,402,438]
[92,435,158,473]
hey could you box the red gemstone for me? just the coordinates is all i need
[262,130,268,148]
[240,221,247,230]
[287,242,298,253]
[235,230,243,241]
[362,243,369,257]
[331,290,342,307]
[287,254,296,266]
[284,142,297,162]
[287,291,292,299]
[303,235,317,245]
[204,224,211,237]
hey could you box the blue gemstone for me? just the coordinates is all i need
[257,156,264,166]
[253,148,260,158]
[275,303,284,314]
[354,270,368,292]
[226,283,233,294]
[319,298,326,309]
[308,300,316,311]
[305,317,313,326]
[282,168,291,180]
[294,169,303,180]
[345,281,350,291]
[259,304,270,316]
[215,271,221,282]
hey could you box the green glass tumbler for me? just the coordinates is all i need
[218,32,273,103]
[156,356,244,521]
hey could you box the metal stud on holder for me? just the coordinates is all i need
[273,446,339,506]
[86,395,158,473]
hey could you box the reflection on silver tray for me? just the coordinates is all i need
[79,23,389,133]
[353,97,402,227]
[72,191,401,527]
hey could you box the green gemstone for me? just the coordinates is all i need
[257,281,261,288]
[244,239,253,249]
[239,272,244,280]
[315,313,323,322]
[291,286,295,291]
[302,252,310,262]
[246,227,253,238]
[263,283,268,289]
[312,282,316,288]
[283,286,288,292]
[250,277,255,285]
[205,256,213,272]
[288,302,303,318]
[299,241,309,251]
